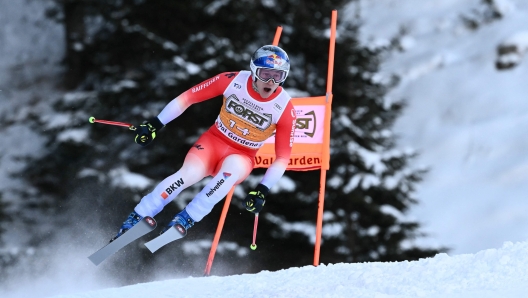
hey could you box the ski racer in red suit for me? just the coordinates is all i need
[112,45,296,241]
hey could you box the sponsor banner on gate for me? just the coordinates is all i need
[256,96,329,171]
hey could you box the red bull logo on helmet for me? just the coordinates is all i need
[267,54,284,66]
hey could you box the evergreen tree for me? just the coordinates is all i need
[16,0,443,282]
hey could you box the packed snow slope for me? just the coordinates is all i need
[49,241,528,298]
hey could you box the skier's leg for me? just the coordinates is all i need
[113,133,221,240]
[133,130,224,219]
[185,154,253,222]
[134,153,208,217]
[111,153,208,241]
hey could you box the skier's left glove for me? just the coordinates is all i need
[135,117,164,147]
[243,184,269,213]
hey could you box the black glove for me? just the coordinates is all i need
[135,117,164,147]
[243,184,269,213]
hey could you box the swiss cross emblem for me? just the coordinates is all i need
[146,217,155,227]
[176,225,185,234]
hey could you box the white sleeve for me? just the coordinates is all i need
[156,96,189,125]
[260,157,288,189]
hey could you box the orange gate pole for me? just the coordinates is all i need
[313,9,337,266]
[204,187,235,276]
[272,26,283,46]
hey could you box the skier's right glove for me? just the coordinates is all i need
[243,184,269,213]
[135,117,164,147]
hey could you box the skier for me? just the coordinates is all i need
[112,45,296,241]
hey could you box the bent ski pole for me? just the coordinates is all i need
[88,116,136,130]
[250,213,259,250]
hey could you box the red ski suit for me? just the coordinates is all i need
[134,71,296,221]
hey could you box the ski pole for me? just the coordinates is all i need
[88,116,136,130]
[250,213,259,250]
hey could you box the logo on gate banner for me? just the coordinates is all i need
[264,105,324,144]
[255,155,322,168]
[296,110,317,137]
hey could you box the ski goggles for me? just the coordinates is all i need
[255,68,288,84]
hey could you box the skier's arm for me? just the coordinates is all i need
[260,102,296,189]
[156,72,238,125]
[134,72,236,147]
[243,103,296,213]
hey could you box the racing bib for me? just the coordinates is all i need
[215,71,290,149]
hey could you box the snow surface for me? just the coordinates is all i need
[40,241,528,297]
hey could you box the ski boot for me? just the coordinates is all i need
[161,209,194,237]
[111,211,143,242]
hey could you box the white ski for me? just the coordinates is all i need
[144,225,185,253]
[88,216,157,266]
